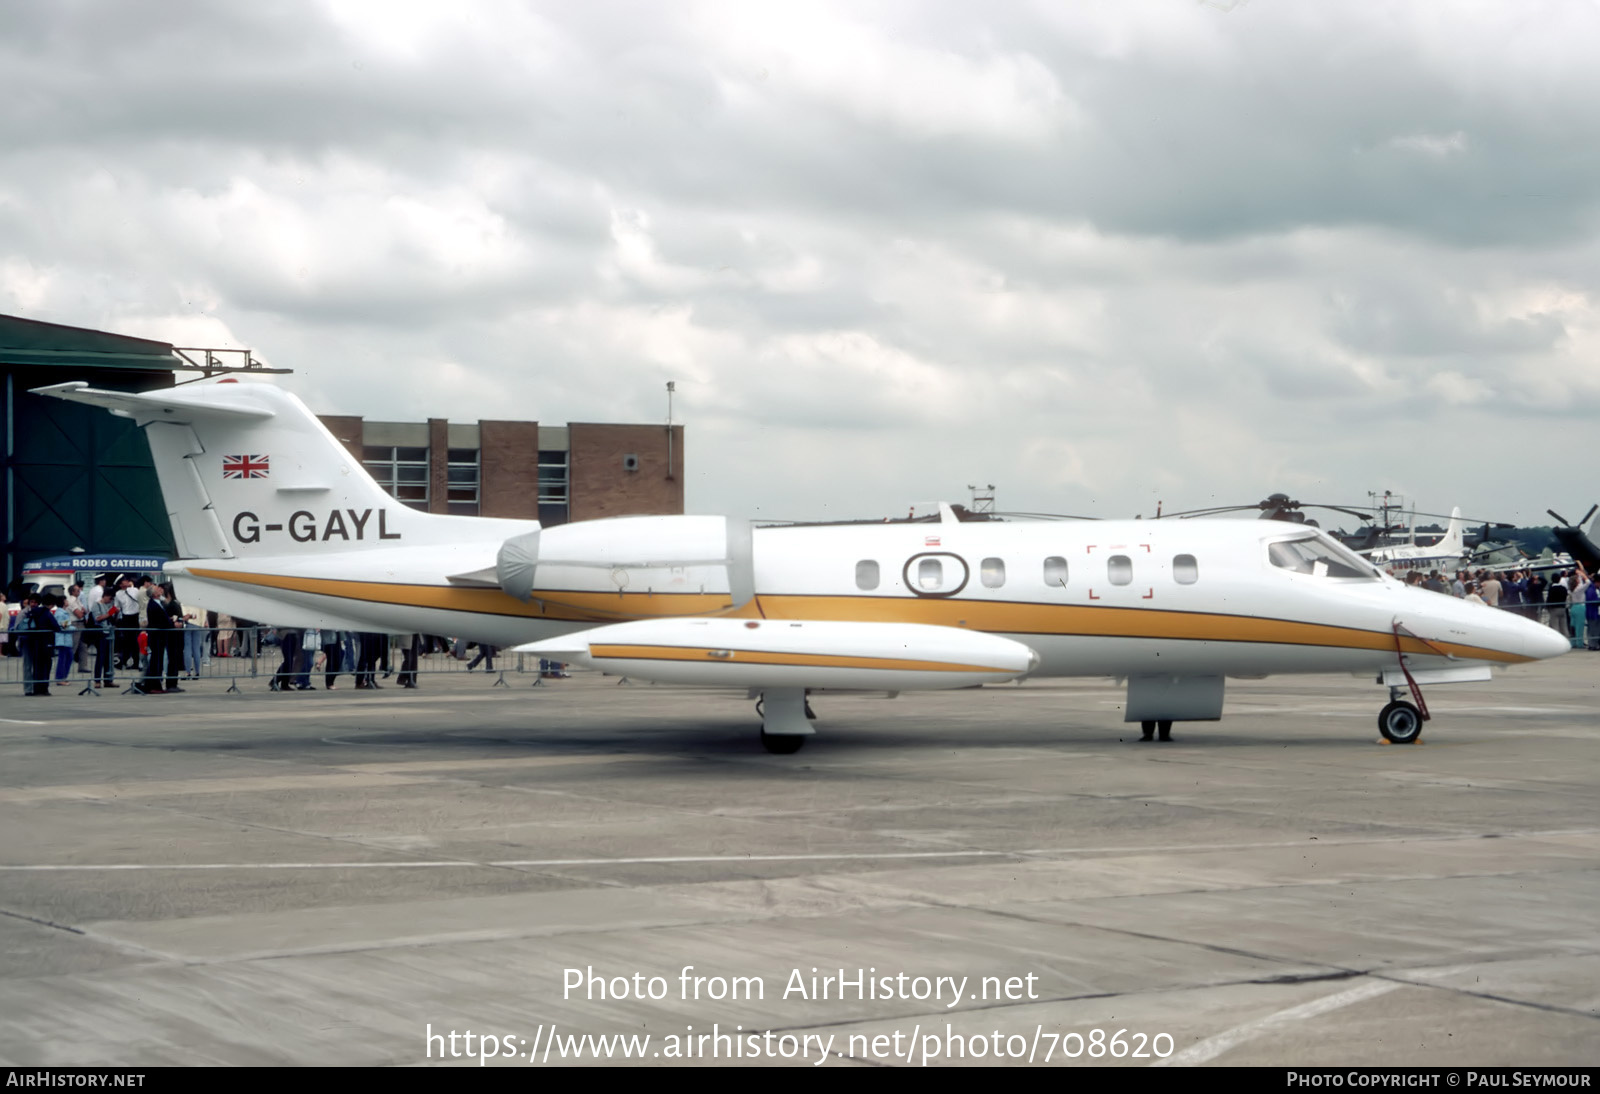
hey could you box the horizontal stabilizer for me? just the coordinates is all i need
[31,381,276,423]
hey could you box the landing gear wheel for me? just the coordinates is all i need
[760,731,806,755]
[1157,720,1173,742]
[1378,700,1423,744]
[1140,720,1155,742]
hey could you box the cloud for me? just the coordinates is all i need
[2,1,1599,527]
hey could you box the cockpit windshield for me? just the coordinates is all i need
[1267,534,1379,580]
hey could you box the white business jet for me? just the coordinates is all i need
[35,380,1570,752]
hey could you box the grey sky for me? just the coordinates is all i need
[3,1,1597,528]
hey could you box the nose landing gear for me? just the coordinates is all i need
[1380,621,1437,744]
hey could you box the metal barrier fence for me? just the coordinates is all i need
[0,627,570,694]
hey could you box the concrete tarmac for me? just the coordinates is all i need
[0,656,1595,1067]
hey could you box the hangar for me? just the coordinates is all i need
[0,314,683,592]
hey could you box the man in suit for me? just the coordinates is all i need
[272,627,302,691]
[17,594,48,696]
[397,633,420,688]
[138,584,178,694]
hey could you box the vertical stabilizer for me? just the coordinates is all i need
[1437,506,1465,557]
[30,380,529,558]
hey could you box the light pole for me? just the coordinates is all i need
[666,381,676,482]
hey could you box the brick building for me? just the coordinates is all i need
[317,415,684,526]
[0,313,684,590]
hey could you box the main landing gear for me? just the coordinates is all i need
[1377,698,1423,744]
[756,688,815,754]
[760,731,806,755]
[1139,720,1173,742]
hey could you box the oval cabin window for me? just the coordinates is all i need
[918,557,944,591]
[1043,556,1068,587]
[981,557,1006,588]
[855,560,879,590]
[1173,554,1198,584]
[1108,555,1133,586]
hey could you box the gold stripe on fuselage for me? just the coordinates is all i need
[182,569,1532,664]
[187,568,745,622]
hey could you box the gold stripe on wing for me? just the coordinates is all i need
[587,644,1007,673]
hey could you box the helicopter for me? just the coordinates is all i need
[1546,504,1599,572]
[1151,494,1531,570]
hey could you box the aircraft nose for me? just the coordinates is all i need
[1524,617,1573,660]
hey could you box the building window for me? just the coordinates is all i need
[446,448,480,516]
[855,560,879,590]
[1173,554,1199,584]
[363,446,429,511]
[538,449,569,526]
[981,557,1005,588]
[1108,554,1133,586]
[1044,556,1068,587]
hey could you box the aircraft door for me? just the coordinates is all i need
[902,552,969,598]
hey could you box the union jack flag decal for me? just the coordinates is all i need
[222,454,270,479]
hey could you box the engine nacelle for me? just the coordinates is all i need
[495,515,754,615]
[516,618,1040,690]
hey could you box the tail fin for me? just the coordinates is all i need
[31,380,520,558]
[1437,506,1465,556]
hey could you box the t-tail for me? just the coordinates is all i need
[30,379,534,560]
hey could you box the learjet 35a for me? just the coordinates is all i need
[36,380,1570,752]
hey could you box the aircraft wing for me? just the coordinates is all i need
[514,618,1039,690]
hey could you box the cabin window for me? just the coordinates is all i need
[981,557,1006,588]
[1043,556,1068,587]
[1173,554,1199,584]
[855,560,879,590]
[1108,555,1133,586]
[918,557,944,591]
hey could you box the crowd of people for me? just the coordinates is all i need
[266,629,418,692]
[13,574,165,695]
[1392,560,1598,647]
[7,573,542,695]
